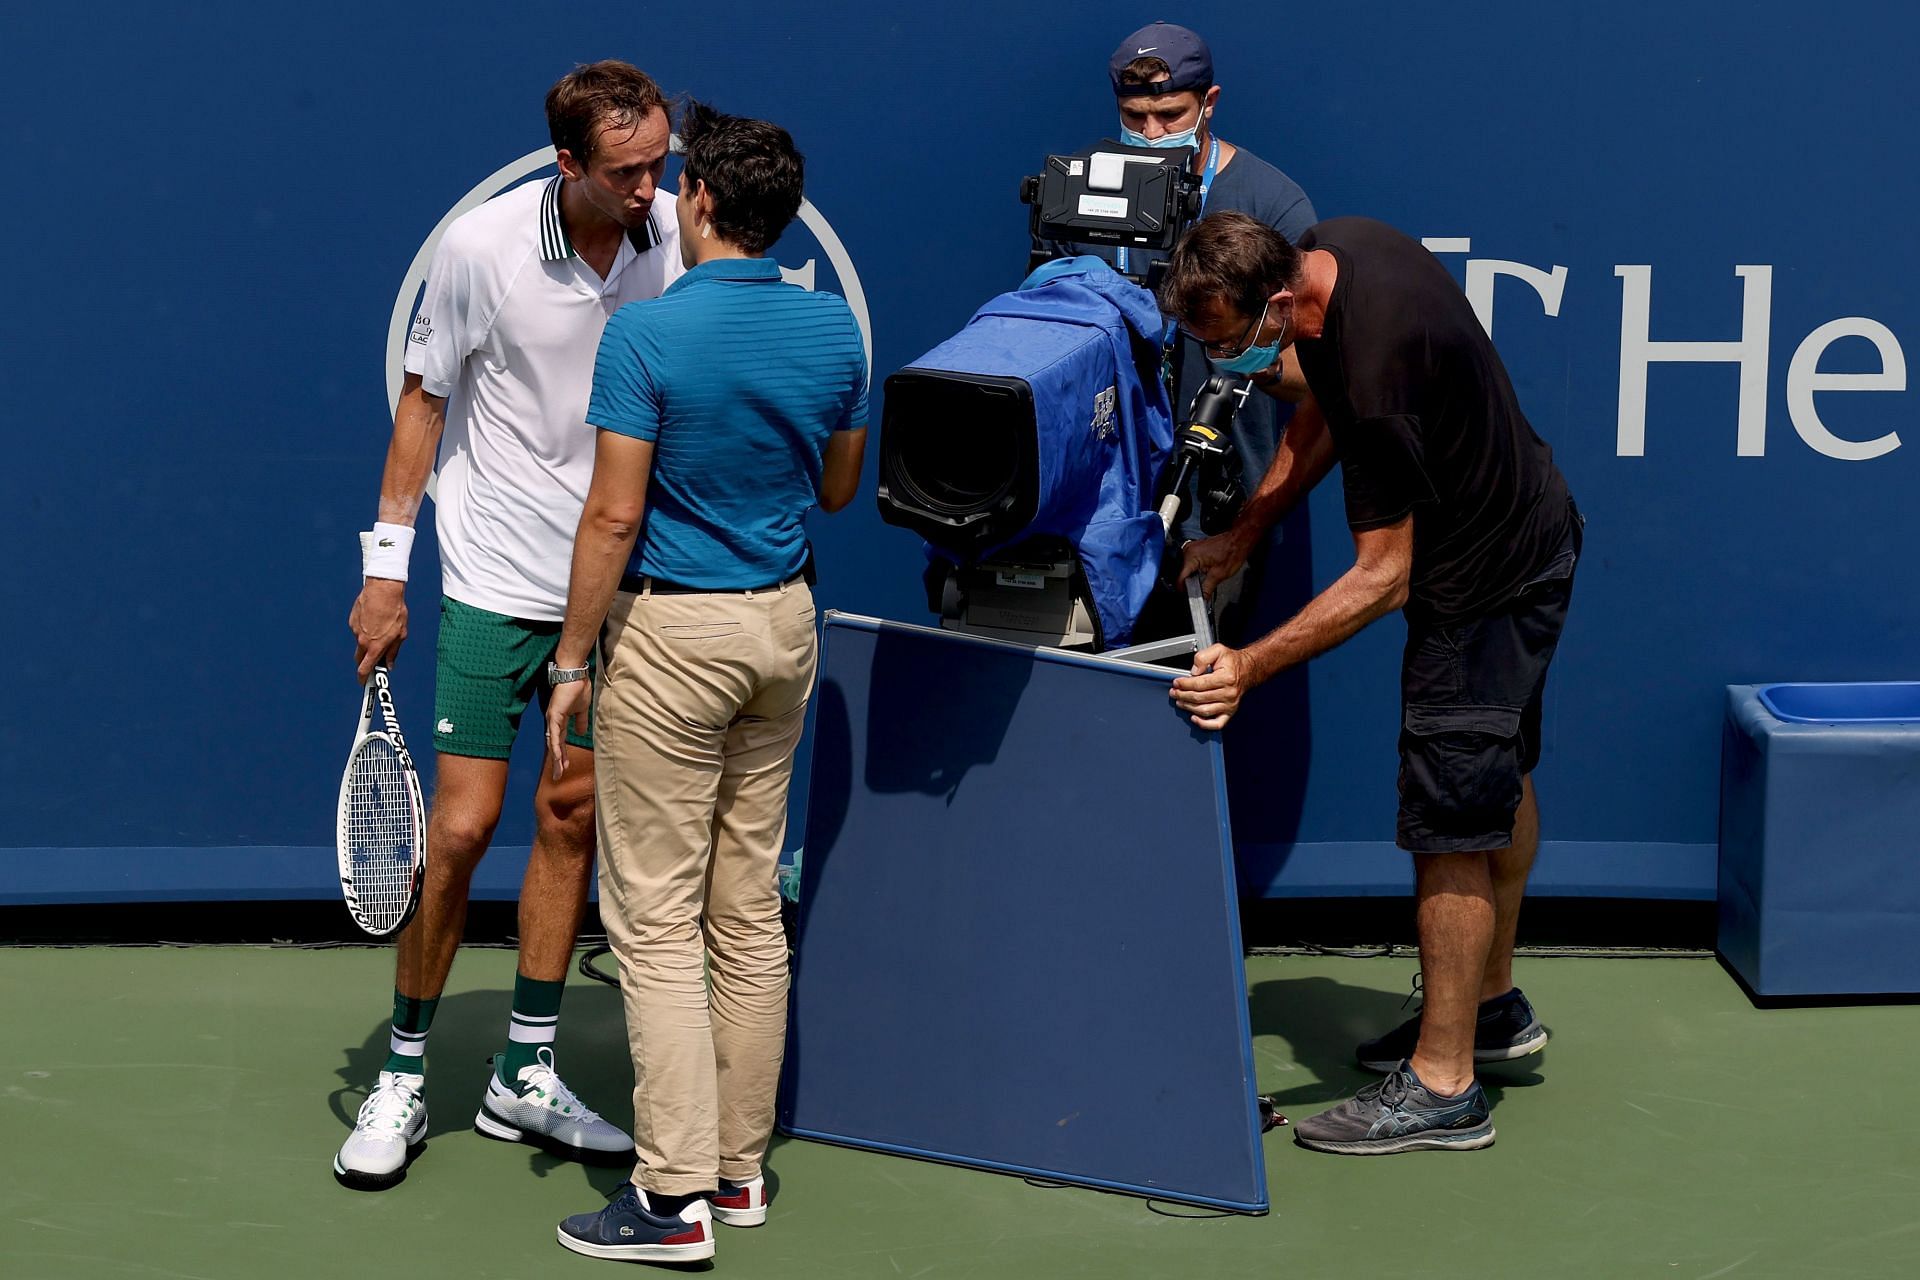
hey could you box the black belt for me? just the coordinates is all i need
[620,548,818,596]
[619,571,805,595]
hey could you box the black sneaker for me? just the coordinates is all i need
[1293,1060,1494,1155]
[1356,986,1549,1074]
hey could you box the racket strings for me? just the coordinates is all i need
[344,737,420,930]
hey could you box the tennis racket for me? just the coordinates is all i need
[336,664,427,938]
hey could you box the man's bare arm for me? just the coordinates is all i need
[818,428,867,513]
[376,373,447,526]
[350,372,447,677]
[1180,392,1338,598]
[553,431,653,673]
[1241,516,1413,681]
[547,431,654,778]
[1236,392,1335,543]
[1172,515,1414,730]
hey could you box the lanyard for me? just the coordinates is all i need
[1117,135,1218,276]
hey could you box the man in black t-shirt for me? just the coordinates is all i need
[1160,211,1581,1156]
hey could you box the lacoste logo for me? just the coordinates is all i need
[378,538,396,548]
[618,1226,635,1238]
[437,718,454,734]
[1136,45,1157,54]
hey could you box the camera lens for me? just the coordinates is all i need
[880,374,1031,546]
[894,409,1019,516]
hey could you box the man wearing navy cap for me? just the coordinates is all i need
[1103,22,1317,636]
[1108,21,1314,250]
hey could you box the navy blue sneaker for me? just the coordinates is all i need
[1293,1059,1494,1155]
[556,1183,715,1263]
[1357,985,1548,1073]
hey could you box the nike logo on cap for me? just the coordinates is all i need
[1137,46,1157,54]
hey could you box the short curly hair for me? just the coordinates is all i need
[677,99,805,256]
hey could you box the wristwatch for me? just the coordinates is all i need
[547,660,591,687]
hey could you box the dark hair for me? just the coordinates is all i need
[677,99,805,255]
[546,61,669,164]
[1118,56,1175,88]
[1158,211,1303,322]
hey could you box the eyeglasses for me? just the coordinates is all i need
[1187,298,1271,359]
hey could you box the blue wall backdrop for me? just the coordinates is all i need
[2,2,1914,903]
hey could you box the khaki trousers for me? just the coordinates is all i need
[593,579,816,1194]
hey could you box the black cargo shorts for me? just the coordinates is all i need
[1396,512,1581,853]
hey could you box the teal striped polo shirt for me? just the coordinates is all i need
[587,257,869,589]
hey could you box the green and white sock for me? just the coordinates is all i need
[497,973,565,1087]
[385,991,439,1076]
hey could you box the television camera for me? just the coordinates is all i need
[876,141,1252,656]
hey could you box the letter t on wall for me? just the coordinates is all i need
[1465,260,1569,338]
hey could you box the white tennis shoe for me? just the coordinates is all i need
[474,1048,631,1164]
[333,1070,428,1190]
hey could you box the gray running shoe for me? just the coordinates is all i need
[1357,985,1549,1074]
[1293,1060,1494,1155]
[474,1048,631,1165]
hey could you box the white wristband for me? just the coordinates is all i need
[360,522,415,582]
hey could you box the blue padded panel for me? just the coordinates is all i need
[781,615,1266,1212]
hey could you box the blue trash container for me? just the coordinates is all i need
[1719,684,1920,998]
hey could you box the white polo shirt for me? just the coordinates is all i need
[406,175,683,620]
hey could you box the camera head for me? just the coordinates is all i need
[872,144,1227,651]
[1020,141,1204,288]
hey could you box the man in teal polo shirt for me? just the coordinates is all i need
[543,100,867,1264]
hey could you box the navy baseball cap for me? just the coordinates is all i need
[1109,22,1214,97]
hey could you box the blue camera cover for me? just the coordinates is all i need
[904,257,1173,644]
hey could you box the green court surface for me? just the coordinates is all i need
[4,946,1917,1280]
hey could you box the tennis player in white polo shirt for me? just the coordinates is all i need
[335,60,683,1190]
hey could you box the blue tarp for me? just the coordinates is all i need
[902,257,1173,645]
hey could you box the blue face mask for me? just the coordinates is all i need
[1121,110,1205,151]
[1208,299,1287,376]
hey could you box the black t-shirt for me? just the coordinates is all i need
[1293,217,1573,623]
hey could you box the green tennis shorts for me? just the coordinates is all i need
[433,596,593,760]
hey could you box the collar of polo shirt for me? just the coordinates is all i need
[664,258,783,294]
[538,175,665,264]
